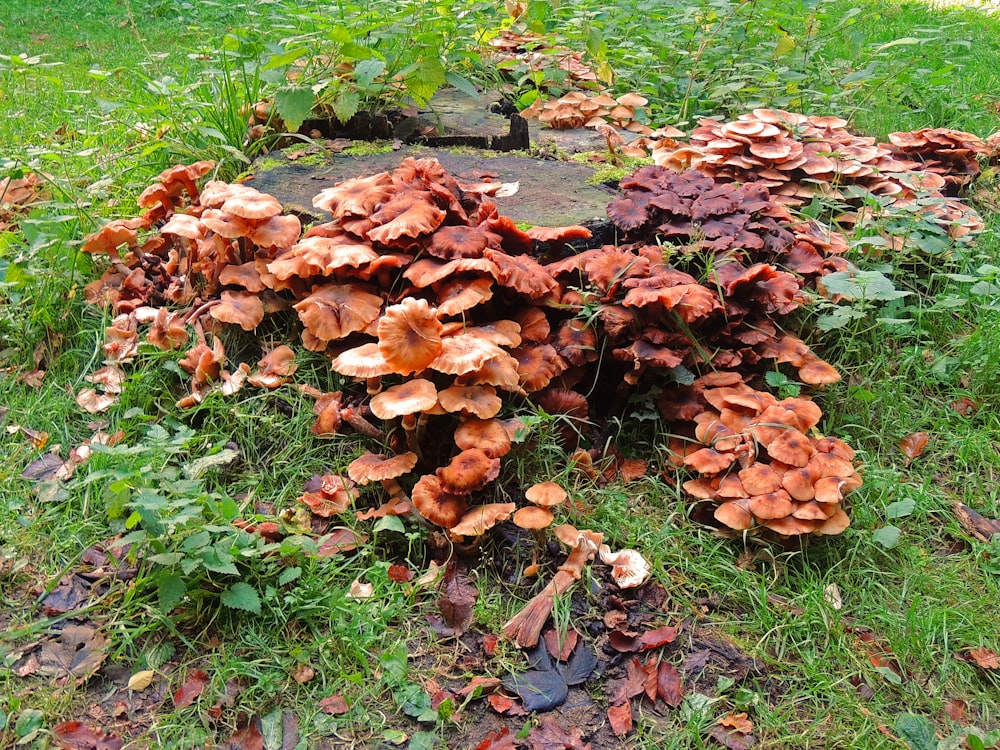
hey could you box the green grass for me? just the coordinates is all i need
[3,0,1000,748]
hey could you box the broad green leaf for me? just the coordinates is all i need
[873,525,901,549]
[221,582,261,613]
[875,37,924,52]
[774,34,797,57]
[874,665,902,685]
[895,713,939,750]
[886,499,916,519]
[278,566,302,586]
[820,270,909,302]
[445,72,480,99]
[406,55,446,105]
[149,552,185,566]
[374,514,406,535]
[157,573,186,612]
[409,731,437,750]
[274,86,316,131]
[332,90,360,124]
[354,58,386,90]
[261,707,283,750]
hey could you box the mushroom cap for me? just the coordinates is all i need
[513,505,555,531]
[766,430,816,467]
[292,283,384,343]
[210,290,265,332]
[815,508,850,535]
[748,490,794,520]
[683,447,737,475]
[431,334,509,376]
[330,342,394,378]
[313,172,394,219]
[738,463,784,495]
[448,502,517,538]
[411,474,468,528]
[714,499,754,530]
[454,417,513,458]
[435,277,495,318]
[438,384,502,419]
[221,189,283,221]
[377,297,444,375]
[369,378,438,420]
[347,451,419,484]
[365,192,446,245]
[598,545,651,588]
[524,481,568,508]
[436,448,501,494]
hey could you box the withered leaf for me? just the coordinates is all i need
[173,668,210,709]
[388,564,414,582]
[42,575,91,616]
[319,695,350,715]
[290,663,314,684]
[607,702,632,737]
[608,630,642,652]
[458,676,502,699]
[899,432,929,464]
[438,561,477,634]
[20,452,63,482]
[543,628,579,661]
[656,660,684,707]
[50,720,123,750]
[503,669,567,712]
[964,646,1000,670]
[38,624,108,680]
[556,641,597,686]
[640,625,681,650]
[707,724,755,750]
[952,502,1000,542]
[641,654,658,701]
[527,716,591,750]
[223,722,264,750]
[316,528,367,556]
[610,658,648,705]
[944,699,966,722]
[487,692,526,716]
[475,727,517,750]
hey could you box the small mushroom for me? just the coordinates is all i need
[598,545,651,589]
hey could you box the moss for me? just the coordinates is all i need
[342,141,397,156]
[570,152,652,186]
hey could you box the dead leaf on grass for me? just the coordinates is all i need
[8,423,49,448]
[173,668,210,709]
[20,451,64,481]
[656,660,684,707]
[607,702,632,736]
[50,720,123,750]
[899,432,929,465]
[42,575,91,615]
[707,712,756,750]
[319,694,350,715]
[944,698,966,722]
[223,721,264,750]
[964,646,1000,670]
[438,560,477,633]
[950,397,978,416]
[952,502,1000,542]
[475,727,517,750]
[38,624,108,682]
[543,627,579,661]
[127,669,155,692]
[527,716,592,750]
[290,663,315,684]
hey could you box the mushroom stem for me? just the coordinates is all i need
[185,299,220,325]
[402,413,425,465]
[342,406,384,440]
[502,533,599,648]
[366,376,383,396]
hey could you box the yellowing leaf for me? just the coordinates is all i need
[128,669,155,691]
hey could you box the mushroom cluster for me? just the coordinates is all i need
[596,166,845,385]
[886,127,990,192]
[650,110,985,234]
[521,91,652,136]
[1,171,47,233]
[80,155,864,538]
[662,374,858,535]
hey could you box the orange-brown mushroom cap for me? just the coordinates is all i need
[411,474,468,527]
[524,481,568,508]
[369,378,438,420]
[377,297,444,375]
[436,448,501,495]
[454,417,513,458]
[347,451,419,484]
[513,505,555,531]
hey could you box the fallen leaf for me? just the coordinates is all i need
[50,720,123,750]
[964,646,1000,669]
[899,432,929,464]
[42,575,90,616]
[503,668,568,712]
[291,663,315,684]
[824,583,843,610]
[20,452,64,481]
[127,669,155,692]
[607,702,632,736]
[316,528,367,555]
[38,624,108,681]
[487,693,523,715]
[610,658,648,705]
[9,423,49,448]
[950,397,977,416]
[458,676,502,699]
[640,625,681,650]
[224,721,264,750]
[656,660,684,707]
[618,457,648,481]
[482,633,499,657]
[527,716,591,750]
[19,369,45,388]
[346,579,374,599]
[555,641,597,686]
[319,695,350,715]
[173,669,210,709]
[944,699,966,722]
[707,723,755,750]
[475,727,517,750]
[543,628,579,661]
[438,560,476,634]
[388,564,413,582]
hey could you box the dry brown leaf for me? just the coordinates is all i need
[965,646,1000,670]
[899,432,929,464]
[290,663,315,684]
[319,694,350,715]
[38,625,108,682]
[50,720,123,750]
[173,669,210,709]
[607,702,633,736]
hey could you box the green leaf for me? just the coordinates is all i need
[221,582,261,614]
[374,514,406,535]
[261,708,283,750]
[332,90,360,124]
[406,54,447,105]
[821,270,910,302]
[14,709,43,739]
[354,58,386,90]
[886,499,916,519]
[278,566,302,586]
[895,713,939,750]
[874,665,902,685]
[774,34,797,57]
[157,573,186,612]
[149,552,185,566]
[274,85,316,131]
[445,72,480,99]
[408,731,437,750]
[873,525,901,549]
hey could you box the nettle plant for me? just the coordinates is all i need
[79,423,281,616]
